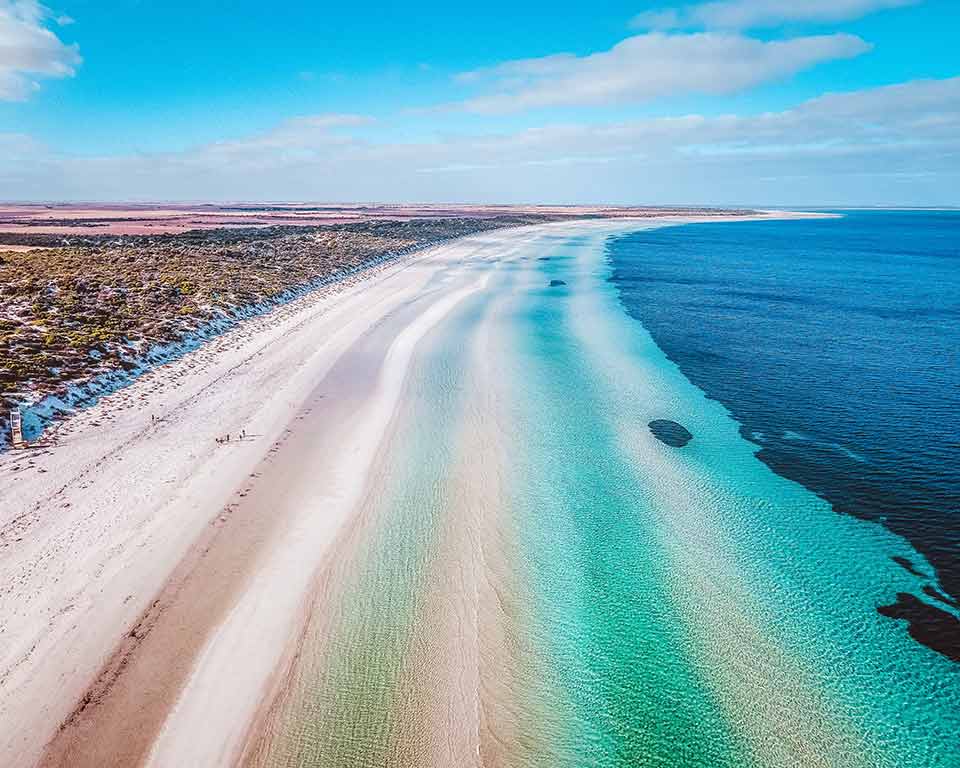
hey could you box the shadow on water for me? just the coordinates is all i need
[648,419,693,447]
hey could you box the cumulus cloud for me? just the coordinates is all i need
[455,32,869,113]
[420,77,960,173]
[3,78,958,206]
[0,0,81,100]
[633,0,920,30]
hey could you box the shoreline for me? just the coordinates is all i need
[0,211,826,767]
[0,219,523,451]
[0,208,801,452]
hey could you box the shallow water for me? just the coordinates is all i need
[252,221,959,767]
[609,211,960,660]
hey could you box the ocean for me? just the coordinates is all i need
[608,211,960,661]
[251,217,959,767]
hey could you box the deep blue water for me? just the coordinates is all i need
[609,210,960,659]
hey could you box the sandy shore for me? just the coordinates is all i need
[0,213,814,767]
[0,221,533,766]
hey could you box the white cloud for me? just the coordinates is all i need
[633,0,919,30]
[456,32,869,113]
[2,78,958,206]
[425,77,960,171]
[0,0,81,100]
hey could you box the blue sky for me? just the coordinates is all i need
[1,0,958,204]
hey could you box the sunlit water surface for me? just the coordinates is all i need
[252,218,958,767]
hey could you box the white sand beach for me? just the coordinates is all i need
[0,214,818,767]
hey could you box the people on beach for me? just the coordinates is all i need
[216,430,247,444]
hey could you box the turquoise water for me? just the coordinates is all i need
[497,240,748,766]
[608,212,960,663]
[256,222,958,766]
[493,226,959,766]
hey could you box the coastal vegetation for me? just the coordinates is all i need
[0,216,553,439]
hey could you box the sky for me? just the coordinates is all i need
[0,0,958,205]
